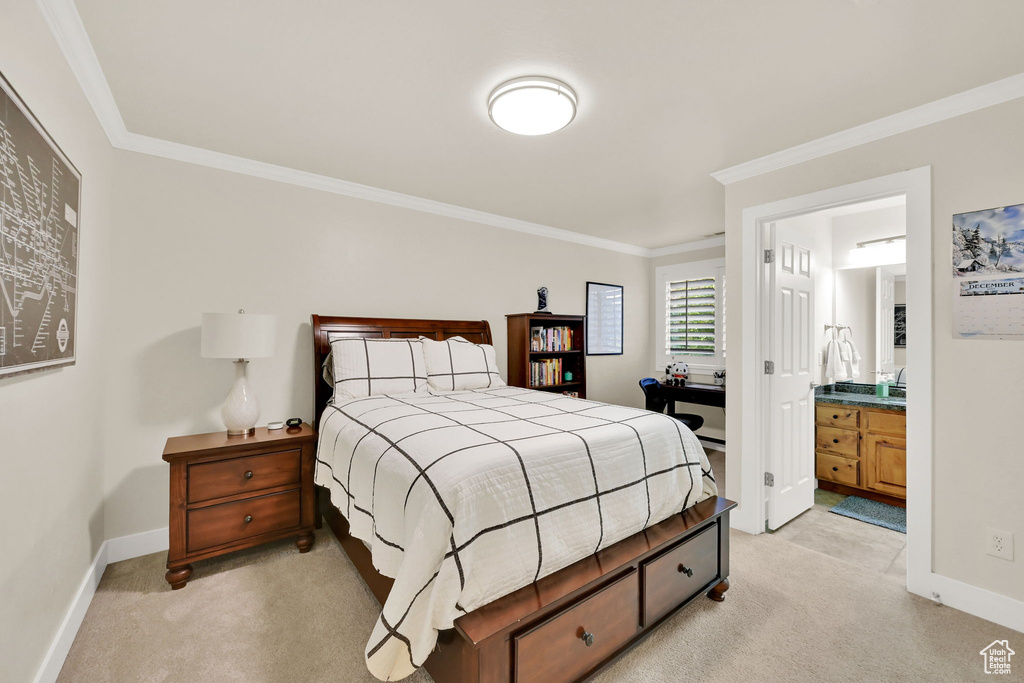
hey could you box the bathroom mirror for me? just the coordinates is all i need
[832,263,907,386]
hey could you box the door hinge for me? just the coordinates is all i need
[765,472,775,487]
[764,248,775,264]
[764,360,775,375]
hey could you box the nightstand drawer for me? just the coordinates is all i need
[188,449,300,503]
[187,489,300,552]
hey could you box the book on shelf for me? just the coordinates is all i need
[529,357,566,387]
[528,325,575,352]
[530,327,543,352]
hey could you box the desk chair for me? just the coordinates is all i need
[639,378,705,432]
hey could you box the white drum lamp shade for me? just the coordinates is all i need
[201,311,276,436]
[201,312,276,359]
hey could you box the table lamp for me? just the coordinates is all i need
[201,309,276,436]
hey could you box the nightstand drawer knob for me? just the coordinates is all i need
[244,515,253,524]
[244,471,253,479]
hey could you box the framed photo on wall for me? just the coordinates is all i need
[0,70,82,378]
[586,282,623,355]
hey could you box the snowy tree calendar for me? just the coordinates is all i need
[952,203,1024,339]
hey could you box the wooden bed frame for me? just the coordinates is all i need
[311,314,735,683]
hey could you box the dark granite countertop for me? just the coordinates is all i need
[814,383,906,412]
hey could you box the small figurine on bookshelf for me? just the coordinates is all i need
[665,361,689,386]
[535,286,552,314]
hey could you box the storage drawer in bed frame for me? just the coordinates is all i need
[320,488,735,683]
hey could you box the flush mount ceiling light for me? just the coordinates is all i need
[488,77,577,136]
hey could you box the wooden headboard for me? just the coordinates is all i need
[311,315,493,429]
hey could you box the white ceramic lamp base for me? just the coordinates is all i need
[222,359,260,436]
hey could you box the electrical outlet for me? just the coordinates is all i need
[987,528,1014,561]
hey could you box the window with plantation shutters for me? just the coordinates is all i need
[655,259,725,369]
[666,276,716,356]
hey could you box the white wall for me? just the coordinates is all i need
[0,2,115,680]
[102,150,653,538]
[648,247,727,441]
[725,96,1024,602]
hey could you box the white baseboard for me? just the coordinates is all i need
[32,542,108,683]
[923,572,1024,635]
[33,527,169,683]
[106,527,168,563]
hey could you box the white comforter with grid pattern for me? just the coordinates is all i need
[315,386,717,681]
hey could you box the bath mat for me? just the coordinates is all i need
[829,495,906,534]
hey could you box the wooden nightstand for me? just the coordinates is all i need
[162,424,317,589]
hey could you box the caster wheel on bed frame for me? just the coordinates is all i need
[708,578,729,602]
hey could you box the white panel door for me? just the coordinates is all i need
[767,222,816,530]
[876,266,897,378]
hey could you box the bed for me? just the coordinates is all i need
[311,315,735,683]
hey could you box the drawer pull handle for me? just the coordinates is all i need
[244,471,254,479]
[678,564,694,578]
[244,515,253,524]
[833,414,839,419]
[832,466,839,472]
[833,438,839,444]
[581,631,595,647]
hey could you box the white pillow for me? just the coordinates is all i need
[329,337,429,400]
[420,336,505,392]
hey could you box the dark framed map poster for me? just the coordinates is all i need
[0,70,81,377]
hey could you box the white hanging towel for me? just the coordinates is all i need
[841,329,861,379]
[824,334,848,381]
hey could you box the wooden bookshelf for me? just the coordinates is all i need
[506,313,587,399]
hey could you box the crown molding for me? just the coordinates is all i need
[36,0,129,146]
[647,235,725,257]
[39,0,713,259]
[711,71,1024,185]
[118,131,653,256]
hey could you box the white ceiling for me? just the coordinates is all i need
[75,0,1024,249]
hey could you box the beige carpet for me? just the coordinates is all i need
[57,527,1019,683]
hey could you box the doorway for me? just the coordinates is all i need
[731,167,933,599]
[762,197,910,581]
